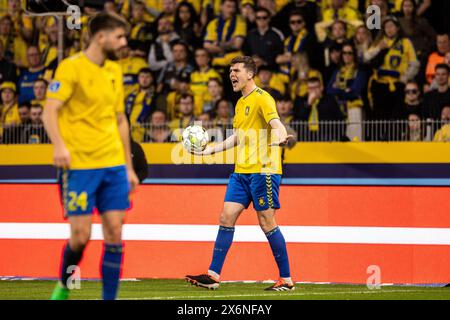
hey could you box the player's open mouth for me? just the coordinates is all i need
[231,79,238,86]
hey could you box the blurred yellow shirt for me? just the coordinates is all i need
[46,52,126,169]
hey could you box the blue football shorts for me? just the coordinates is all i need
[224,173,281,211]
[58,165,130,217]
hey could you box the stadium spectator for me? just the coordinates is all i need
[169,93,196,139]
[290,52,322,102]
[197,111,212,126]
[398,0,436,80]
[18,102,31,125]
[165,73,191,120]
[0,14,27,67]
[18,46,47,104]
[1,100,33,144]
[316,18,349,45]
[423,64,450,120]
[203,77,224,114]
[213,98,233,126]
[174,1,202,50]
[295,77,345,141]
[190,47,221,115]
[272,0,318,36]
[365,0,390,38]
[144,110,172,142]
[148,16,180,74]
[319,20,349,71]
[119,41,149,97]
[156,0,178,23]
[353,25,373,66]
[31,79,47,107]
[433,106,450,142]
[126,68,157,142]
[156,41,194,95]
[320,0,362,27]
[322,42,342,86]
[255,66,283,98]
[129,0,154,45]
[22,104,49,144]
[392,81,423,120]
[276,10,318,76]
[425,34,449,87]
[327,42,366,141]
[4,0,33,41]
[242,7,284,70]
[40,22,58,68]
[257,0,277,17]
[104,0,119,14]
[0,39,17,84]
[0,81,19,127]
[429,52,450,90]
[203,0,247,68]
[402,113,424,141]
[240,0,257,28]
[367,16,419,120]
[276,95,295,125]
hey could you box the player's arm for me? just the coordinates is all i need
[42,99,71,169]
[269,118,294,146]
[117,113,139,192]
[196,132,239,156]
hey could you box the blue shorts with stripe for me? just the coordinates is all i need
[224,173,281,211]
[58,165,130,217]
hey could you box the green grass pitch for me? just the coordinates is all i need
[0,279,449,300]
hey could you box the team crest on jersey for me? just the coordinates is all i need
[49,81,61,92]
[258,197,265,207]
[245,106,250,116]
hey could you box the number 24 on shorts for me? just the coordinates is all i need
[67,191,88,211]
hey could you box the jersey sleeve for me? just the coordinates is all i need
[260,93,280,124]
[46,59,76,103]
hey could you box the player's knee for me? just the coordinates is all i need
[258,212,277,233]
[219,211,235,227]
[103,224,123,243]
[70,228,91,250]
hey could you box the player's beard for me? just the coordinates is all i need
[104,47,120,61]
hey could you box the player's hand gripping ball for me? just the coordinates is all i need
[182,125,209,153]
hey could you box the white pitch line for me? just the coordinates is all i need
[125,289,437,300]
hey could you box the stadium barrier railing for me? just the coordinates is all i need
[0,120,448,144]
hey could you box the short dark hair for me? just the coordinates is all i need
[88,12,130,37]
[19,101,31,109]
[435,63,450,73]
[30,103,43,110]
[34,78,48,86]
[255,7,271,18]
[138,67,153,75]
[208,77,223,86]
[178,92,194,103]
[230,56,257,77]
[307,77,322,84]
[289,10,305,20]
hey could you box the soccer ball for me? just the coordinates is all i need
[182,125,209,152]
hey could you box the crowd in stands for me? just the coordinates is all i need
[0,0,449,143]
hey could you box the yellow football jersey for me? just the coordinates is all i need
[233,87,282,174]
[433,125,450,142]
[190,68,221,115]
[46,52,126,170]
[377,37,418,81]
